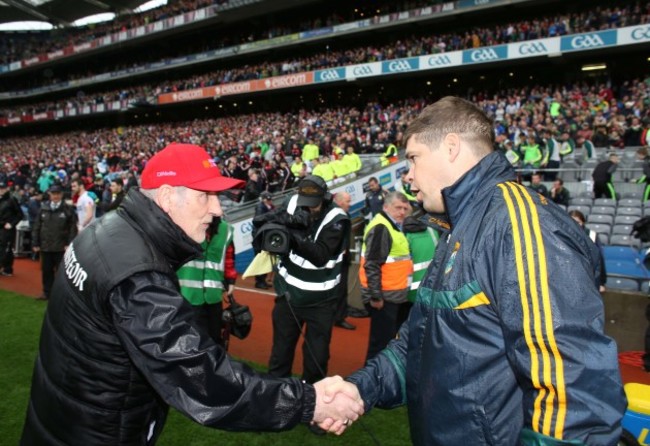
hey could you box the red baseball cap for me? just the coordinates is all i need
[141,143,243,191]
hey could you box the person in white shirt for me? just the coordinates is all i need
[71,178,95,232]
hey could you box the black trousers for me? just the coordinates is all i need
[192,302,224,347]
[268,296,337,384]
[543,160,559,181]
[41,251,64,298]
[334,261,350,323]
[0,228,14,274]
[365,301,411,363]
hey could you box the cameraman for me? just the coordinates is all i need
[265,176,350,389]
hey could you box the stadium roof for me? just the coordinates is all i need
[0,0,155,27]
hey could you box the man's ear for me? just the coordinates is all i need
[155,185,174,213]
[443,133,461,162]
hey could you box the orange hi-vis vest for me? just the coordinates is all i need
[359,213,413,291]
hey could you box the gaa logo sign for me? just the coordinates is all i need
[385,59,417,72]
[352,65,373,76]
[316,68,344,82]
[632,26,650,40]
[570,34,605,49]
[518,42,547,55]
[470,48,499,62]
[427,55,452,67]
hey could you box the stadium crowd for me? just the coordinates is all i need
[0,0,437,67]
[0,0,230,65]
[1,0,646,118]
[1,72,649,208]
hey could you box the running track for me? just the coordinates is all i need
[5,258,369,377]
[7,258,647,384]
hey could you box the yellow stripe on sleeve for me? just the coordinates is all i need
[513,182,567,438]
[497,183,544,432]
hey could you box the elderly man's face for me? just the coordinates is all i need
[384,198,410,225]
[49,192,63,203]
[168,188,222,243]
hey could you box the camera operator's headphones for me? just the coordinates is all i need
[298,175,332,204]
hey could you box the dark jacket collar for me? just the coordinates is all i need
[118,188,203,270]
[441,151,516,229]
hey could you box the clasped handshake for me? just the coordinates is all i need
[312,376,364,435]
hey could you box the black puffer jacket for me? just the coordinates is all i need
[0,189,23,229]
[21,188,315,446]
[31,200,77,252]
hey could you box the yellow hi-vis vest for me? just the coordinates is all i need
[359,213,412,291]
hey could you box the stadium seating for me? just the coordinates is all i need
[607,277,641,291]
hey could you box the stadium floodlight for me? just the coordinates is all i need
[0,21,53,31]
[73,13,116,27]
[136,0,168,13]
[581,63,607,71]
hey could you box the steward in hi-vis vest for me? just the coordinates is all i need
[177,218,236,345]
[359,191,413,362]
[403,216,439,303]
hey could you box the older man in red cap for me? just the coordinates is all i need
[20,144,362,445]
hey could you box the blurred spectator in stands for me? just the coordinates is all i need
[313,155,335,182]
[529,172,548,198]
[100,178,126,213]
[124,171,139,191]
[521,134,543,180]
[363,177,387,224]
[550,178,570,207]
[626,117,644,147]
[635,147,650,201]
[0,180,24,277]
[379,140,398,167]
[37,169,56,193]
[90,175,107,218]
[242,168,265,203]
[569,210,607,293]
[275,158,295,192]
[290,155,307,180]
[71,178,96,232]
[330,152,349,179]
[592,153,619,200]
[342,146,362,173]
[541,130,560,181]
[502,139,520,168]
[302,138,320,168]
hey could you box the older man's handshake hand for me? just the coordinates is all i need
[312,376,364,435]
